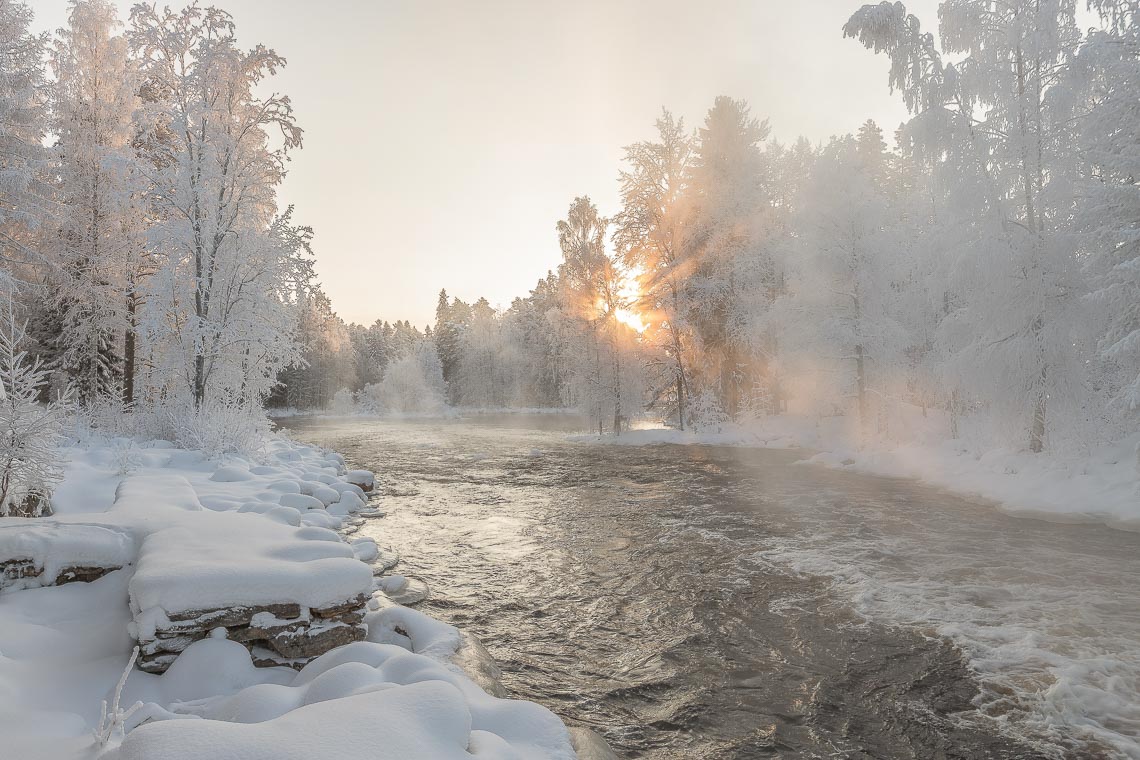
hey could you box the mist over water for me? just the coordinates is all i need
[282,414,1140,759]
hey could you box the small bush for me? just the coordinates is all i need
[164,396,271,461]
[0,305,69,516]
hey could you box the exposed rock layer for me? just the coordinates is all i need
[137,593,371,673]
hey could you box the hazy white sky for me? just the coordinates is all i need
[32,0,940,328]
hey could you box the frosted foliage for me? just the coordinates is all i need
[0,303,67,516]
[367,340,446,414]
[48,0,146,404]
[0,0,47,242]
[688,389,729,432]
[613,110,695,427]
[328,388,355,415]
[164,397,271,461]
[128,4,310,408]
[839,0,1113,452]
[1077,10,1140,415]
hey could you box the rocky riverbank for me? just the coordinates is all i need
[0,433,591,759]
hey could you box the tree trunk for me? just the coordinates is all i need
[1017,43,1047,452]
[769,336,783,414]
[855,343,868,441]
[613,349,622,436]
[949,388,960,439]
[676,374,685,431]
[1030,325,1047,453]
[194,354,206,408]
[123,292,136,407]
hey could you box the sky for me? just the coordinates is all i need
[31,0,941,329]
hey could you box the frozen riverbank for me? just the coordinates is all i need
[574,410,1140,531]
[0,432,585,760]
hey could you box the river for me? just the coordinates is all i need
[279,414,1140,759]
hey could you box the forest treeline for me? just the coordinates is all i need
[282,1,1140,453]
[3,0,1140,457]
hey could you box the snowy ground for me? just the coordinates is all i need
[575,408,1140,531]
[0,433,580,760]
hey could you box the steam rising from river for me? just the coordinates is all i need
[284,414,1139,759]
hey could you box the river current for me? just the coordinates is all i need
[280,414,1140,759]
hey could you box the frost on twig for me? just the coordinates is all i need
[94,646,142,747]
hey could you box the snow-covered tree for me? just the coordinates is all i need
[846,0,1089,451]
[0,0,48,276]
[455,297,502,408]
[368,339,445,414]
[1077,4,1140,422]
[781,127,910,438]
[683,96,778,418]
[614,110,694,428]
[433,289,465,399]
[128,3,304,408]
[556,196,640,432]
[48,0,146,405]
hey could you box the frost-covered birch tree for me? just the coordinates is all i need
[128,3,304,408]
[556,197,635,432]
[613,111,694,428]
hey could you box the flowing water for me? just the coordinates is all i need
[279,414,1140,759]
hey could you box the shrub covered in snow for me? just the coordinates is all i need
[328,387,356,415]
[363,341,447,415]
[163,397,272,461]
[688,389,729,433]
[0,305,69,516]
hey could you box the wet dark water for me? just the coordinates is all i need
[279,414,1140,759]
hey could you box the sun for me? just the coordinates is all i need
[614,306,647,333]
[614,276,647,333]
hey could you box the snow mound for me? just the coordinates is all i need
[278,493,323,511]
[209,465,253,482]
[111,641,575,760]
[365,605,461,661]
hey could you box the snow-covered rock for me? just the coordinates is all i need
[345,469,375,492]
[0,521,134,592]
[209,465,253,483]
[118,476,373,672]
[310,485,340,506]
[278,493,323,511]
